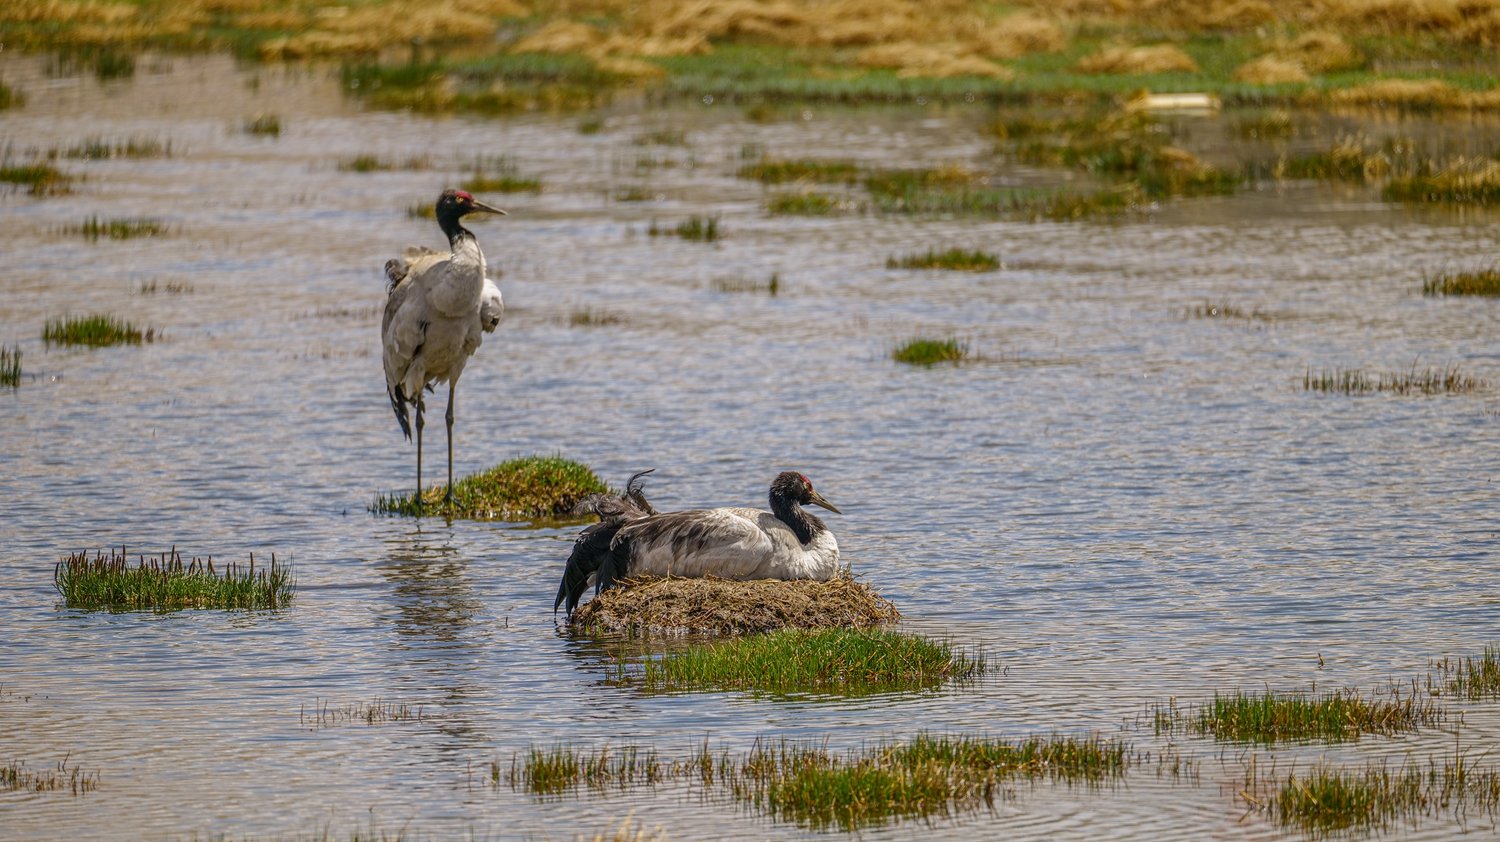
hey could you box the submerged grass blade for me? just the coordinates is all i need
[1304,363,1485,395]
[63,216,168,240]
[54,547,295,611]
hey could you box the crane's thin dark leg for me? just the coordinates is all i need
[414,394,425,513]
[445,381,456,504]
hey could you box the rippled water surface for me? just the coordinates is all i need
[4,54,1500,841]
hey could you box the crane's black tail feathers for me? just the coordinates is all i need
[555,469,655,617]
[388,385,412,440]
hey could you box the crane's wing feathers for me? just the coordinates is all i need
[613,508,769,563]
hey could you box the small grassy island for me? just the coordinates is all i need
[55,547,294,611]
[372,454,607,520]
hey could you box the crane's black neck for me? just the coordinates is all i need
[770,488,824,545]
[436,207,474,246]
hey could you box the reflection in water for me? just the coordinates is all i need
[376,527,481,648]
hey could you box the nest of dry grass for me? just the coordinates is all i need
[567,570,900,636]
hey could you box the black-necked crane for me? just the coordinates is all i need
[382,188,506,506]
[555,471,842,615]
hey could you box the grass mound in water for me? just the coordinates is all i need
[0,345,18,387]
[371,454,607,521]
[612,627,980,694]
[54,547,294,611]
[568,570,899,635]
[1424,267,1500,296]
[42,314,151,346]
[893,337,968,366]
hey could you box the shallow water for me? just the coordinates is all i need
[3,53,1500,841]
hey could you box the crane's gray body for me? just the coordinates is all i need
[381,240,501,408]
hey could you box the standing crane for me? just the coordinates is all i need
[382,188,506,508]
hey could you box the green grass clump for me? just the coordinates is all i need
[1,759,98,795]
[43,314,148,347]
[766,192,842,215]
[1425,267,1500,296]
[1304,363,1485,395]
[0,345,18,388]
[505,744,665,795]
[650,215,720,241]
[0,80,23,110]
[1005,110,1242,200]
[1387,165,1500,204]
[55,547,294,611]
[634,128,687,146]
[371,454,607,521]
[737,159,860,184]
[570,308,622,326]
[462,155,541,193]
[736,733,1127,830]
[66,216,168,240]
[1252,753,1500,837]
[507,732,1129,830]
[711,273,780,294]
[888,248,999,272]
[1432,644,1500,700]
[338,154,430,172]
[58,136,170,159]
[1159,689,1442,744]
[406,203,436,219]
[614,628,981,694]
[243,113,281,136]
[893,337,968,366]
[0,161,71,196]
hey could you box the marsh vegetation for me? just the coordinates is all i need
[507,732,1133,830]
[64,216,168,241]
[893,337,969,366]
[0,345,19,388]
[462,155,542,193]
[43,314,151,346]
[610,628,982,694]
[1,758,99,795]
[371,454,607,521]
[1156,688,1443,744]
[1424,266,1500,297]
[55,547,294,611]
[1304,363,1485,395]
[888,248,999,272]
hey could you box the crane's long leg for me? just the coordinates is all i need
[414,393,425,513]
[445,380,456,504]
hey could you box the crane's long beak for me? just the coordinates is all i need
[471,199,507,215]
[808,490,841,515]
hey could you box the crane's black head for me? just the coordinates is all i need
[770,471,841,514]
[434,188,506,241]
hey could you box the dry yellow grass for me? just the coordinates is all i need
[856,42,1013,78]
[567,571,901,636]
[1283,31,1363,72]
[1074,44,1199,74]
[1233,54,1310,84]
[971,14,1067,59]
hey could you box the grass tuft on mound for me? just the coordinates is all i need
[371,454,607,521]
[55,547,294,611]
[569,570,899,635]
[613,627,980,694]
